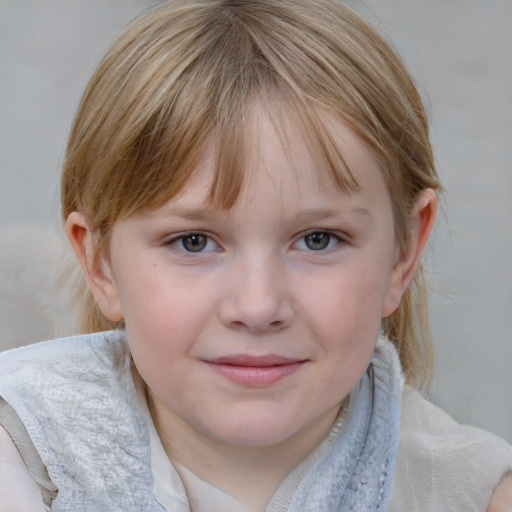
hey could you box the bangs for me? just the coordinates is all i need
[114,47,360,220]
[208,90,360,210]
[64,0,430,231]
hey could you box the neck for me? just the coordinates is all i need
[147,391,342,509]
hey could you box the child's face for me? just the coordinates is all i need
[100,106,410,448]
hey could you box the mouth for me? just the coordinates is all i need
[203,354,306,386]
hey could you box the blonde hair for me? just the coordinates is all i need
[61,0,440,388]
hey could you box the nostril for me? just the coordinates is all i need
[218,292,295,332]
[227,319,285,333]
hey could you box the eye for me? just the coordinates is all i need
[168,233,219,253]
[181,234,208,252]
[295,231,341,251]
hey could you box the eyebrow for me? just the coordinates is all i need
[290,207,372,224]
[148,206,216,221]
[152,205,371,223]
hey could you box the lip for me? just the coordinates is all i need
[203,354,306,386]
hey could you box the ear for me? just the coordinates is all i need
[382,189,437,317]
[66,212,124,322]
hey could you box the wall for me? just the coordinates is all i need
[365,0,512,443]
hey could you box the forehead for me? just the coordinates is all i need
[156,101,390,217]
[175,100,385,207]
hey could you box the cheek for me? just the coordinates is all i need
[124,289,209,351]
[117,260,211,328]
[302,263,388,334]
[297,263,389,381]
[119,272,218,374]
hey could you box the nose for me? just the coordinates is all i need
[218,254,295,333]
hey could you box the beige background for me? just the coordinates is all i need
[1,0,511,443]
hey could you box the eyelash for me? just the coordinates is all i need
[293,231,344,252]
[165,232,220,255]
[165,230,345,255]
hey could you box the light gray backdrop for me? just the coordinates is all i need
[1,0,511,443]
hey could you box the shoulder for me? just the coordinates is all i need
[0,331,130,417]
[0,426,46,512]
[0,331,158,510]
[487,473,512,512]
[0,330,126,367]
[388,385,512,512]
[0,330,129,390]
[0,330,132,422]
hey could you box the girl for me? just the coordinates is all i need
[1,0,511,510]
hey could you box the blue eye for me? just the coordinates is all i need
[296,231,341,251]
[181,234,208,252]
[169,233,219,253]
[305,232,330,250]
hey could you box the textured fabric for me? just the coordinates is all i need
[266,402,349,511]
[134,366,349,512]
[4,331,510,511]
[139,337,403,511]
[0,332,164,512]
[139,383,512,512]
[284,337,403,511]
[0,398,56,509]
[0,331,403,511]
[135,335,403,512]
[389,386,512,512]
[0,426,47,512]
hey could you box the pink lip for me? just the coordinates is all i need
[204,354,306,386]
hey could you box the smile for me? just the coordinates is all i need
[204,355,306,386]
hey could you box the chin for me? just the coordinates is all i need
[206,412,300,447]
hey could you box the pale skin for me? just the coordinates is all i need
[66,103,440,508]
[487,474,512,512]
